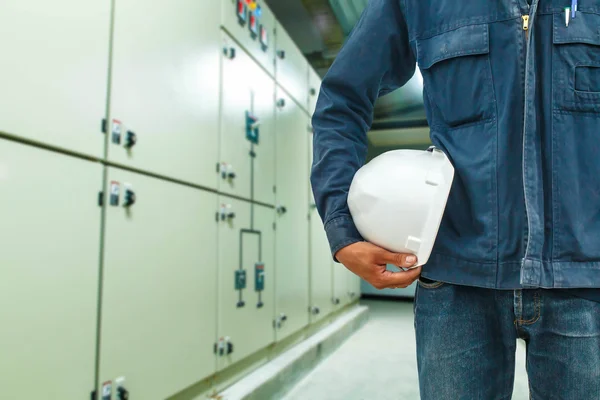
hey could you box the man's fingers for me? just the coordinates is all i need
[372,266,422,289]
[375,249,418,268]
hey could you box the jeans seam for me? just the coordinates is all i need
[519,291,542,325]
[514,290,523,322]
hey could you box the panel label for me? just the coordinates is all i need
[235,270,247,290]
[110,181,120,206]
[255,263,265,292]
[111,119,122,145]
[102,381,112,400]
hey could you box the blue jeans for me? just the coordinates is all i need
[414,279,600,399]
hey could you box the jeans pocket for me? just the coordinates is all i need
[417,276,445,289]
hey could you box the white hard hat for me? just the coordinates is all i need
[348,147,455,266]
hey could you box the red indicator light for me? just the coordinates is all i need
[237,0,247,23]
[249,14,258,35]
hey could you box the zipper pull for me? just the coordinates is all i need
[522,15,530,31]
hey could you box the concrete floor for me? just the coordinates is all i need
[283,299,530,400]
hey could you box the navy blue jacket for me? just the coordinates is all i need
[311,0,600,297]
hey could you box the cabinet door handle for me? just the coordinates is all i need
[124,189,136,207]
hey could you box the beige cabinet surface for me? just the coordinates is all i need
[274,87,310,341]
[219,32,275,205]
[217,197,275,370]
[0,1,110,157]
[99,167,218,399]
[0,140,102,399]
[108,0,221,188]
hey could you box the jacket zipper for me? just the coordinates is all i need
[521,6,533,262]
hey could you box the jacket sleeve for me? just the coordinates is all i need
[310,0,416,259]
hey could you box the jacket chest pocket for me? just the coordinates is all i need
[553,12,600,113]
[416,24,495,128]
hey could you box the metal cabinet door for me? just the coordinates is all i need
[308,68,322,117]
[308,131,333,323]
[346,271,361,303]
[274,23,309,109]
[274,88,310,341]
[333,263,351,308]
[309,206,334,322]
[0,1,110,158]
[217,198,275,370]
[99,169,218,399]
[220,33,275,205]
[107,0,220,188]
[221,0,276,77]
[0,140,102,399]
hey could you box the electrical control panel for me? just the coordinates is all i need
[274,88,310,341]
[219,33,275,205]
[99,168,218,399]
[0,139,102,399]
[2,0,328,397]
[275,21,309,110]
[218,197,275,371]
[222,0,276,76]
[308,133,334,323]
[0,0,110,158]
[108,0,221,189]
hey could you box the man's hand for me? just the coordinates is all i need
[336,242,421,290]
